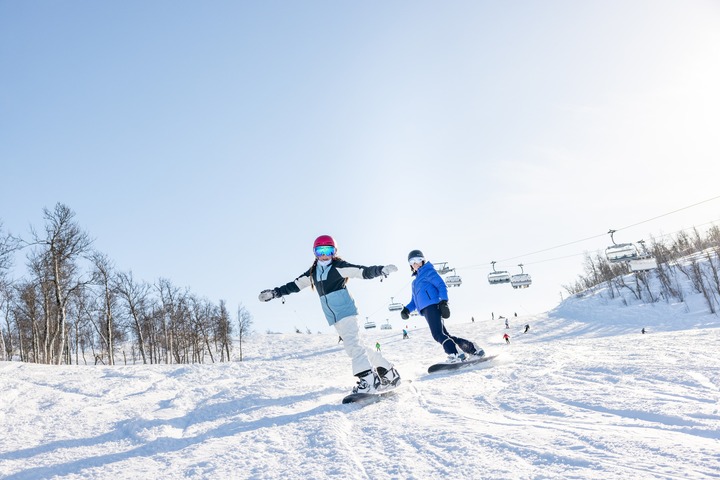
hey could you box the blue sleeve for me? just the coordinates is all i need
[406,298,416,312]
[430,270,449,301]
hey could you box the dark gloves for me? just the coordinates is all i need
[400,307,410,320]
[438,300,450,319]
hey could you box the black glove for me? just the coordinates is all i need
[400,307,410,320]
[438,300,450,319]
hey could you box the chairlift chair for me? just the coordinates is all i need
[445,273,462,287]
[629,256,658,272]
[388,297,404,312]
[364,318,376,329]
[605,244,639,263]
[628,240,658,272]
[434,262,452,275]
[488,261,511,285]
[605,229,639,263]
[381,320,392,330]
[510,264,532,289]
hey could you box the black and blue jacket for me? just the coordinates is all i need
[275,259,386,326]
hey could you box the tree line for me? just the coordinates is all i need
[563,225,720,314]
[0,203,252,365]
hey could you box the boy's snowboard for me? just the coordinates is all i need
[428,354,497,374]
[342,381,410,404]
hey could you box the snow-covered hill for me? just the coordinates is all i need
[1,280,719,479]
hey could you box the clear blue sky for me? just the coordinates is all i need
[2,1,719,333]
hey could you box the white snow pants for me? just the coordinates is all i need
[334,316,392,376]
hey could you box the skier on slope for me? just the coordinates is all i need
[399,249,485,363]
[258,235,401,395]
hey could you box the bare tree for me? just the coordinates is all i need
[29,204,92,364]
[189,295,214,363]
[156,278,179,364]
[217,300,232,362]
[689,257,717,314]
[0,284,12,360]
[90,252,118,365]
[70,286,95,365]
[0,221,18,287]
[25,251,54,363]
[237,303,253,362]
[115,271,151,364]
[0,221,17,360]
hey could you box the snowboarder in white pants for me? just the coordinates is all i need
[259,235,401,394]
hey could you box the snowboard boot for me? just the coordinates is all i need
[352,369,381,394]
[377,366,401,388]
[446,352,466,364]
[472,347,486,358]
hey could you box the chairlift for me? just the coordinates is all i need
[364,318,376,329]
[445,275,462,287]
[381,320,392,330]
[629,256,658,272]
[444,269,462,287]
[629,240,658,271]
[388,297,404,312]
[434,262,452,275]
[605,229,639,263]
[488,261,511,285]
[510,264,532,289]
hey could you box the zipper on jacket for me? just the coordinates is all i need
[317,264,338,323]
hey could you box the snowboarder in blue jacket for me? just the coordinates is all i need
[400,250,485,363]
[259,235,401,395]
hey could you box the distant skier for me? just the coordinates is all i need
[402,329,409,339]
[259,235,401,395]
[503,333,510,344]
[375,341,381,352]
[338,336,343,343]
[400,249,485,363]
[641,328,646,334]
[524,324,530,334]
[505,318,509,329]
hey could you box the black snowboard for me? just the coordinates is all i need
[427,354,497,374]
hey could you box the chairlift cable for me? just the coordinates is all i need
[459,194,720,271]
[490,218,720,269]
[614,194,720,232]
[366,278,413,320]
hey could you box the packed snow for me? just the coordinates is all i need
[1,285,719,479]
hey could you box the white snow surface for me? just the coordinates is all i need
[2,289,720,479]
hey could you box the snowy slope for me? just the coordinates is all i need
[1,290,720,479]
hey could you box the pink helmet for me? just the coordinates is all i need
[313,235,336,249]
